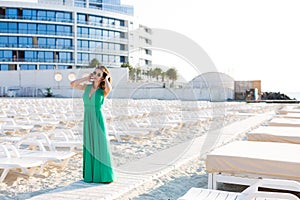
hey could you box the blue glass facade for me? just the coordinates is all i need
[0,0,133,70]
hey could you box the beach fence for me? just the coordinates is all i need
[0,86,42,97]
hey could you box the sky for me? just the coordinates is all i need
[122,0,300,93]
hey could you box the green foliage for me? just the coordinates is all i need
[88,58,100,68]
[166,68,178,81]
[152,68,162,81]
[166,68,178,87]
[45,87,53,97]
[121,62,133,70]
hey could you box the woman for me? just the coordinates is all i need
[70,65,115,183]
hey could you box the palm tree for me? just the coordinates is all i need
[166,68,178,87]
[153,67,163,81]
[161,72,166,82]
[136,67,142,80]
[88,58,100,68]
[121,62,136,81]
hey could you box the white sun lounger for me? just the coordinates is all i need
[206,141,300,191]
[276,113,300,119]
[247,126,300,144]
[13,140,76,168]
[0,145,45,182]
[268,118,300,127]
[178,179,299,200]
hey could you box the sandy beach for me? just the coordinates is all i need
[0,98,283,199]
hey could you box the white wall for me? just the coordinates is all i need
[0,68,234,101]
[0,68,128,97]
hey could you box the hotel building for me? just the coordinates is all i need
[0,0,146,71]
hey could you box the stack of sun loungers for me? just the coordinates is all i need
[0,98,84,182]
[179,104,300,200]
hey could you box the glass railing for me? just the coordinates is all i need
[77,33,127,42]
[0,15,74,23]
[77,20,127,30]
[77,48,127,54]
[0,29,74,37]
[0,58,75,63]
[77,60,123,67]
[0,44,74,50]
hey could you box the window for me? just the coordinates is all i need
[90,41,96,49]
[96,42,102,49]
[19,23,28,34]
[96,29,102,39]
[120,56,125,62]
[64,39,72,48]
[23,9,32,20]
[82,40,88,49]
[39,65,54,70]
[0,37,7,46]
[103,55,108,62]
[115,44,120,50]
[3,50,12,58]
[103,42,108,49]
[25,51,37,61]
[64,13,72,22]
[28,23,37,34]
[102,30,108,38]
[8,23,17,33]
[8,37,17,46]
[38,38,47,48]
[0,64,9,71]
[56,12,64,22]
[45,51,53,62]
[82,27,88,37]
[89,15,97,23]
[0,23,8,33]
[109,43,114,50]
[109,55,115,63]
[115,56,120,63]
[64,26,72,36]
[47,25,55,34]
[46,11,55,21]
[58,65,68,69]
[90,29,96,38]
[108,18,115,26]
[38,24,47,34]
[115,20,120,26]
[38,51,45,61]
[47,38,55,48]
[57,39,63,48]
[6,8,18,19]
[20,64,36,70]
[115,31,120,38]
[77,14,86,23]
[108,31,115,38]
[18,37,33,48]
[37,10,47,20]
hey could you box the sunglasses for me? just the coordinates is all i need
[93,71,102,77]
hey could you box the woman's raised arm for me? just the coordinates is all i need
[70,75,91,90]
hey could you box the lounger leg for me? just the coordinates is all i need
[208,173,217,189]
[0,169,9,182]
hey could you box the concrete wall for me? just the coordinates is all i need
[0,69,234,101]
[0,68,128,97]
[111,86,234,101]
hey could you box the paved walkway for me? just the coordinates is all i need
[29,112,274,200]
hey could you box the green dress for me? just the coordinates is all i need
[82,85,115,183]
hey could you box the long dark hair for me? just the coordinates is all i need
[96,65,112,90]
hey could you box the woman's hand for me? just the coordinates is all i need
[88,73,93,82]
[105,75,111,81]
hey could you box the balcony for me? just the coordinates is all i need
[0,58,75,64]
[0,15,74,24]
